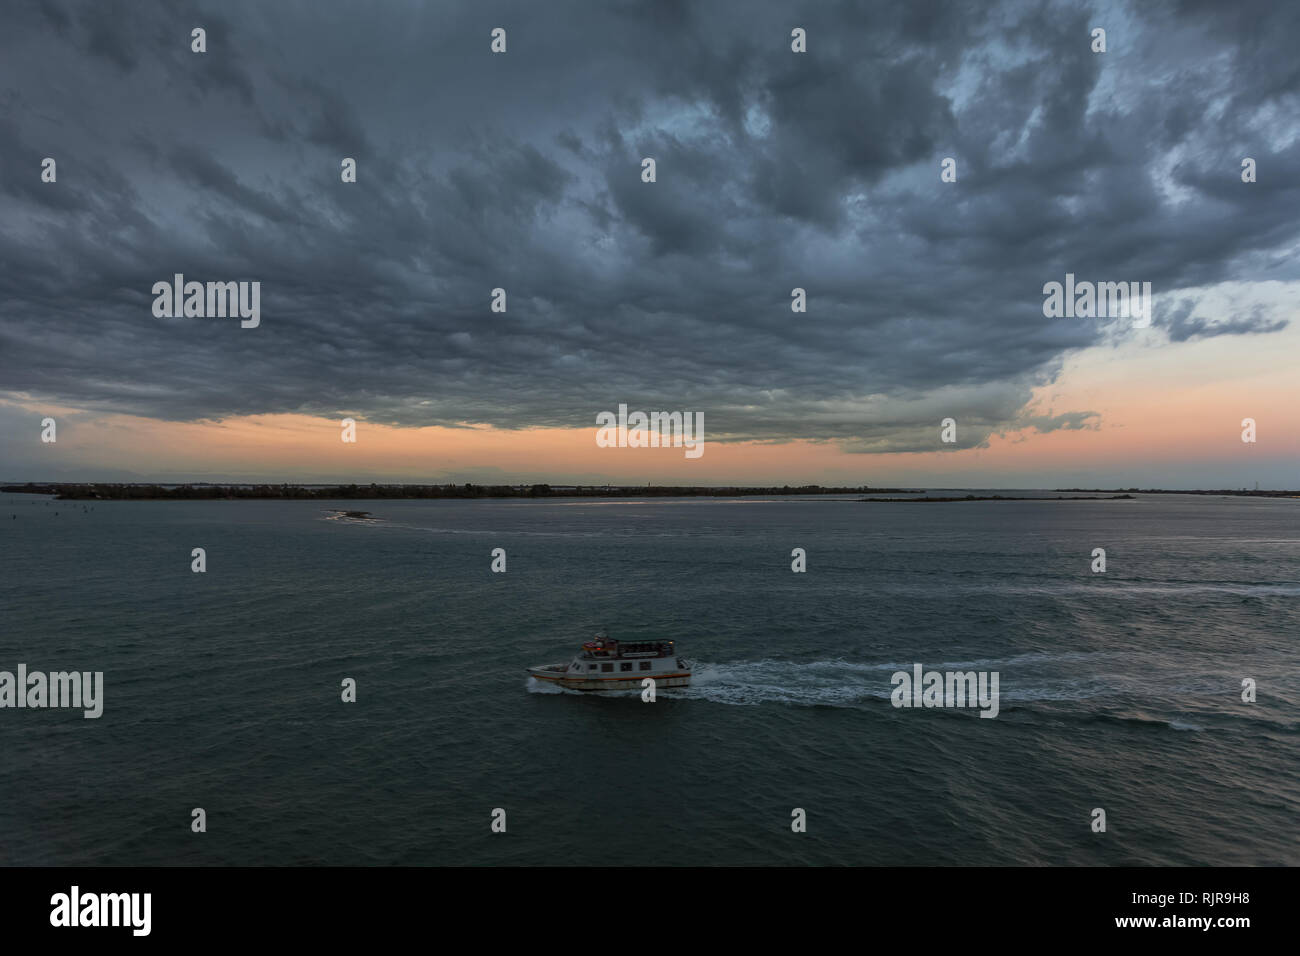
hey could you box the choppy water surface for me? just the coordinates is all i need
[1,492,1296,865]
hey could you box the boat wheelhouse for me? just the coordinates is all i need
[526,632,691,691]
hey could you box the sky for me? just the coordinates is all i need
[1,0,1297,488]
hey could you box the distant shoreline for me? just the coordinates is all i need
[2,482,1297,501]
[859,494,1136,502]
[0,482,914,501]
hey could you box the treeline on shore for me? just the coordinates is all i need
[1053,488,1298,497]
[860,494,1135,502]
[0,482,917,501]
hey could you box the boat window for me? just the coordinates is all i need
[639,661,652,671]
[588,664,598,671]
[601,663,613,673]
[620,662,633,672]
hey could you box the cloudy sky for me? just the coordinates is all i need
[1,0,1297,487]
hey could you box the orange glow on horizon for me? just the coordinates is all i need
[7,316,1297,487]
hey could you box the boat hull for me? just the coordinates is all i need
[526,666,691,691]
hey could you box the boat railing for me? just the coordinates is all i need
[579,641,675,660]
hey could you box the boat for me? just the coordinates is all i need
[526,631,691,691]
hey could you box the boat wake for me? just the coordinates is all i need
[680,659,898,707]
[528,657,1298,732]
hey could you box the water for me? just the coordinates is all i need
[1,492,1296,865]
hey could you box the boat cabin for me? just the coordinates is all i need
[580,636,674,659]
[528,631,692,689]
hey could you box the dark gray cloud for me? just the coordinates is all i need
[0,0,1297,448]
[1161,297,1290,342]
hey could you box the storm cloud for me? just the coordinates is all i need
[1,0,1296,449]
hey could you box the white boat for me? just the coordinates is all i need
[527,632,691,691]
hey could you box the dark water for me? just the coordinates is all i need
[1,492,1296,866]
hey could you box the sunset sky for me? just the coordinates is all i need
[2,0,1297,488]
